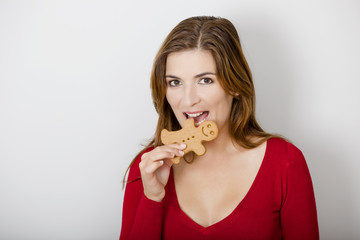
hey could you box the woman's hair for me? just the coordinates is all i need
[123,16,277,185]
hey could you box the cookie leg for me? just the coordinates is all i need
[171,156,181,164]
[193,144,206,156]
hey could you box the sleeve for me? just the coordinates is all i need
[280,143,319,240]
[119,149,164,240]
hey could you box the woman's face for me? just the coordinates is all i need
[165,49,233,133]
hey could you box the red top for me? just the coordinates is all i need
[120,138,319,240]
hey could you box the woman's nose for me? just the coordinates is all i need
[183,84,200,107]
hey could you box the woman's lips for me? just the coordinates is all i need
[183,111,210,126]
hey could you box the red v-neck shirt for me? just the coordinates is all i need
[120,138,319,240]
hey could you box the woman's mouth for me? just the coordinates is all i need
[184,111,210,126]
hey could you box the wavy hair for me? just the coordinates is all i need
[124,16,277,185]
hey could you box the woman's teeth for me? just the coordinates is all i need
[184,111,209,126]
[195,118,207,126]
[186,112,204,118]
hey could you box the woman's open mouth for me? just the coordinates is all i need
[184,111,209,126]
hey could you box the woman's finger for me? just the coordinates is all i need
[142,146,184,163]
[142,160,164,176]
[142,151,174,163]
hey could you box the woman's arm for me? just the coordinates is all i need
[280,144,319,240]
[119,149,163,240]
[119,144,185,240]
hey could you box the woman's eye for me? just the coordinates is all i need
[168,79,181,87]
[199,78,213,85]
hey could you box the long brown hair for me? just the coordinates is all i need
[123,16,277,185]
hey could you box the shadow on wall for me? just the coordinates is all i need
[306,142,358,239]
[236,19,358,239]
[239,20,294,134]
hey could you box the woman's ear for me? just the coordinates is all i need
[230,91,240,97]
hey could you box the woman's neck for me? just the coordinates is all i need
[201,126,244,159]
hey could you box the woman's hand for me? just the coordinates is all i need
[139,143,185,202]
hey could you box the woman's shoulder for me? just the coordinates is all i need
[127,146,155,181]
[267,137,305,166]
[268,137,300,151]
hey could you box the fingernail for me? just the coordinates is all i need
[179,150,184,156]
[180,143,186,149]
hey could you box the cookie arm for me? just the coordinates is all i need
[160,129,170,144]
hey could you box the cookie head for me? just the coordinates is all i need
[200,121,218,141]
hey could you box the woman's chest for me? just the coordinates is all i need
[162,174,282,240]
[172,152,265,227]
[175,170,256,227]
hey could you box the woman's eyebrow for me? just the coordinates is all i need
[195,72,216,78]
[165,75,180,79]
[165,72,215,79]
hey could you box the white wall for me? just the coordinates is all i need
[0,0,359,239]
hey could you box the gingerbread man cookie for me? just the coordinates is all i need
[160,118,219,164]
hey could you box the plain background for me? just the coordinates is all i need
[0,0,359,239]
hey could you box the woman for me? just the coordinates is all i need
[120,16,319,240]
